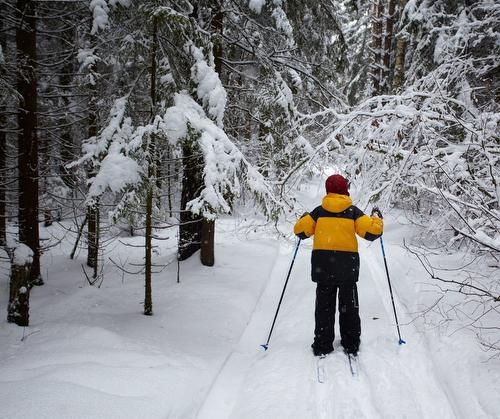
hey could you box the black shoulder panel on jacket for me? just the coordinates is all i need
[316,205,357,220]
[351,206,364,220]
[309,206,322,222]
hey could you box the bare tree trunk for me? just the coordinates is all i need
[92,203,99,279]
[392,0,408,92]
[370,0,384,96]
[86,188,98,268]
[59,55,76,191]
[144,183,153,315]
[0,2,7,247]
[0,109,6,247]
[8,260,31,326]
[200,219,214,266]
[43,209,52,227]
[86,200,100,279]
[166,145,173,218]
[382,0,396,93]
[144,16,158,316]
[70,214,87,259]
[17,0,42,285]
[86,104,99,272]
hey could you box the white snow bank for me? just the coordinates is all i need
[0,220,280,419]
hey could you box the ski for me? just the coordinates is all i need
[316,355,327,383]
[347,353,358,377]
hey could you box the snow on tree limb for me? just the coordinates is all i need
[162,92,285,218]
[187,42,227,128]
[69,96,141,203]
[248,0,266,14]
[163,92,239,217]
[89,0,131,35]
[90,0,109,35]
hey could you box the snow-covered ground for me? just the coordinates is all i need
[1,182,499,419]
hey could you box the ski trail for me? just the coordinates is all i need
[361,243,459,418]
[197,237,470,419]
[220,242,388,419]
[313,355,334,419]
[320,352,384,419]
[196,242,291,419]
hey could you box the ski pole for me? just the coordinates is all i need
[260,238,301,351]
[379,235,406,345]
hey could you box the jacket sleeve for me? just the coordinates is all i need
[294,212,316,240]
[354,209,383,241]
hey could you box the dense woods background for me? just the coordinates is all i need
[1,0,498,351]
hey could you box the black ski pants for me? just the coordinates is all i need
[313,282,361,353]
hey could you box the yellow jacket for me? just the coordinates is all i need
[294,193,383,283]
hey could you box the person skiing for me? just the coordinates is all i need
[294,174,383,357]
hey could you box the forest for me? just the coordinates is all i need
[0,1,499,417]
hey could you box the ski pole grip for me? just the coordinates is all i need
[371,207,383,219]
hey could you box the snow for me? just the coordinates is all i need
[248,0,266,14]
[87,146,141,198]
[274,71,295,117]
[5,239,33,266]
[288,68,303,91]
[69,97,142,202]
[90,0,109,35]
[77,48,99,72]
[90,0,131,35]
[188,43,227,128]
[1,179,499,418]
[77,96,128,163]
[272,5,294,41]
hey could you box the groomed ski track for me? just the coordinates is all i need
[195,235,475,419]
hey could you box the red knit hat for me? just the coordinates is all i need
[325,174,349,196]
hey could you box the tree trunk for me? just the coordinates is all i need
[166,145,173,218]
[86,106,99,271]
[0,2,7,247]
[370,0,384,96]
[392,0,408,92]
[178,140,203,261]
[200,219,215,266]
[70,214,87,260]
[199,0,224,267]
[144,16,158,316]
[382,0,396,93]
[0,109,6,247]
[43,209,52,227]
[86,202,99,272]
[17,0,42,286]
[7,260,31,326]
[59,54,76,191]
[144,184,153,315]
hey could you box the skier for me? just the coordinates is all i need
[294,174,383,357]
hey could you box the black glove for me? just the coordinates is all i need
[371,207,383,219]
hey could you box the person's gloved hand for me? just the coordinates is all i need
[371,207,383,219]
